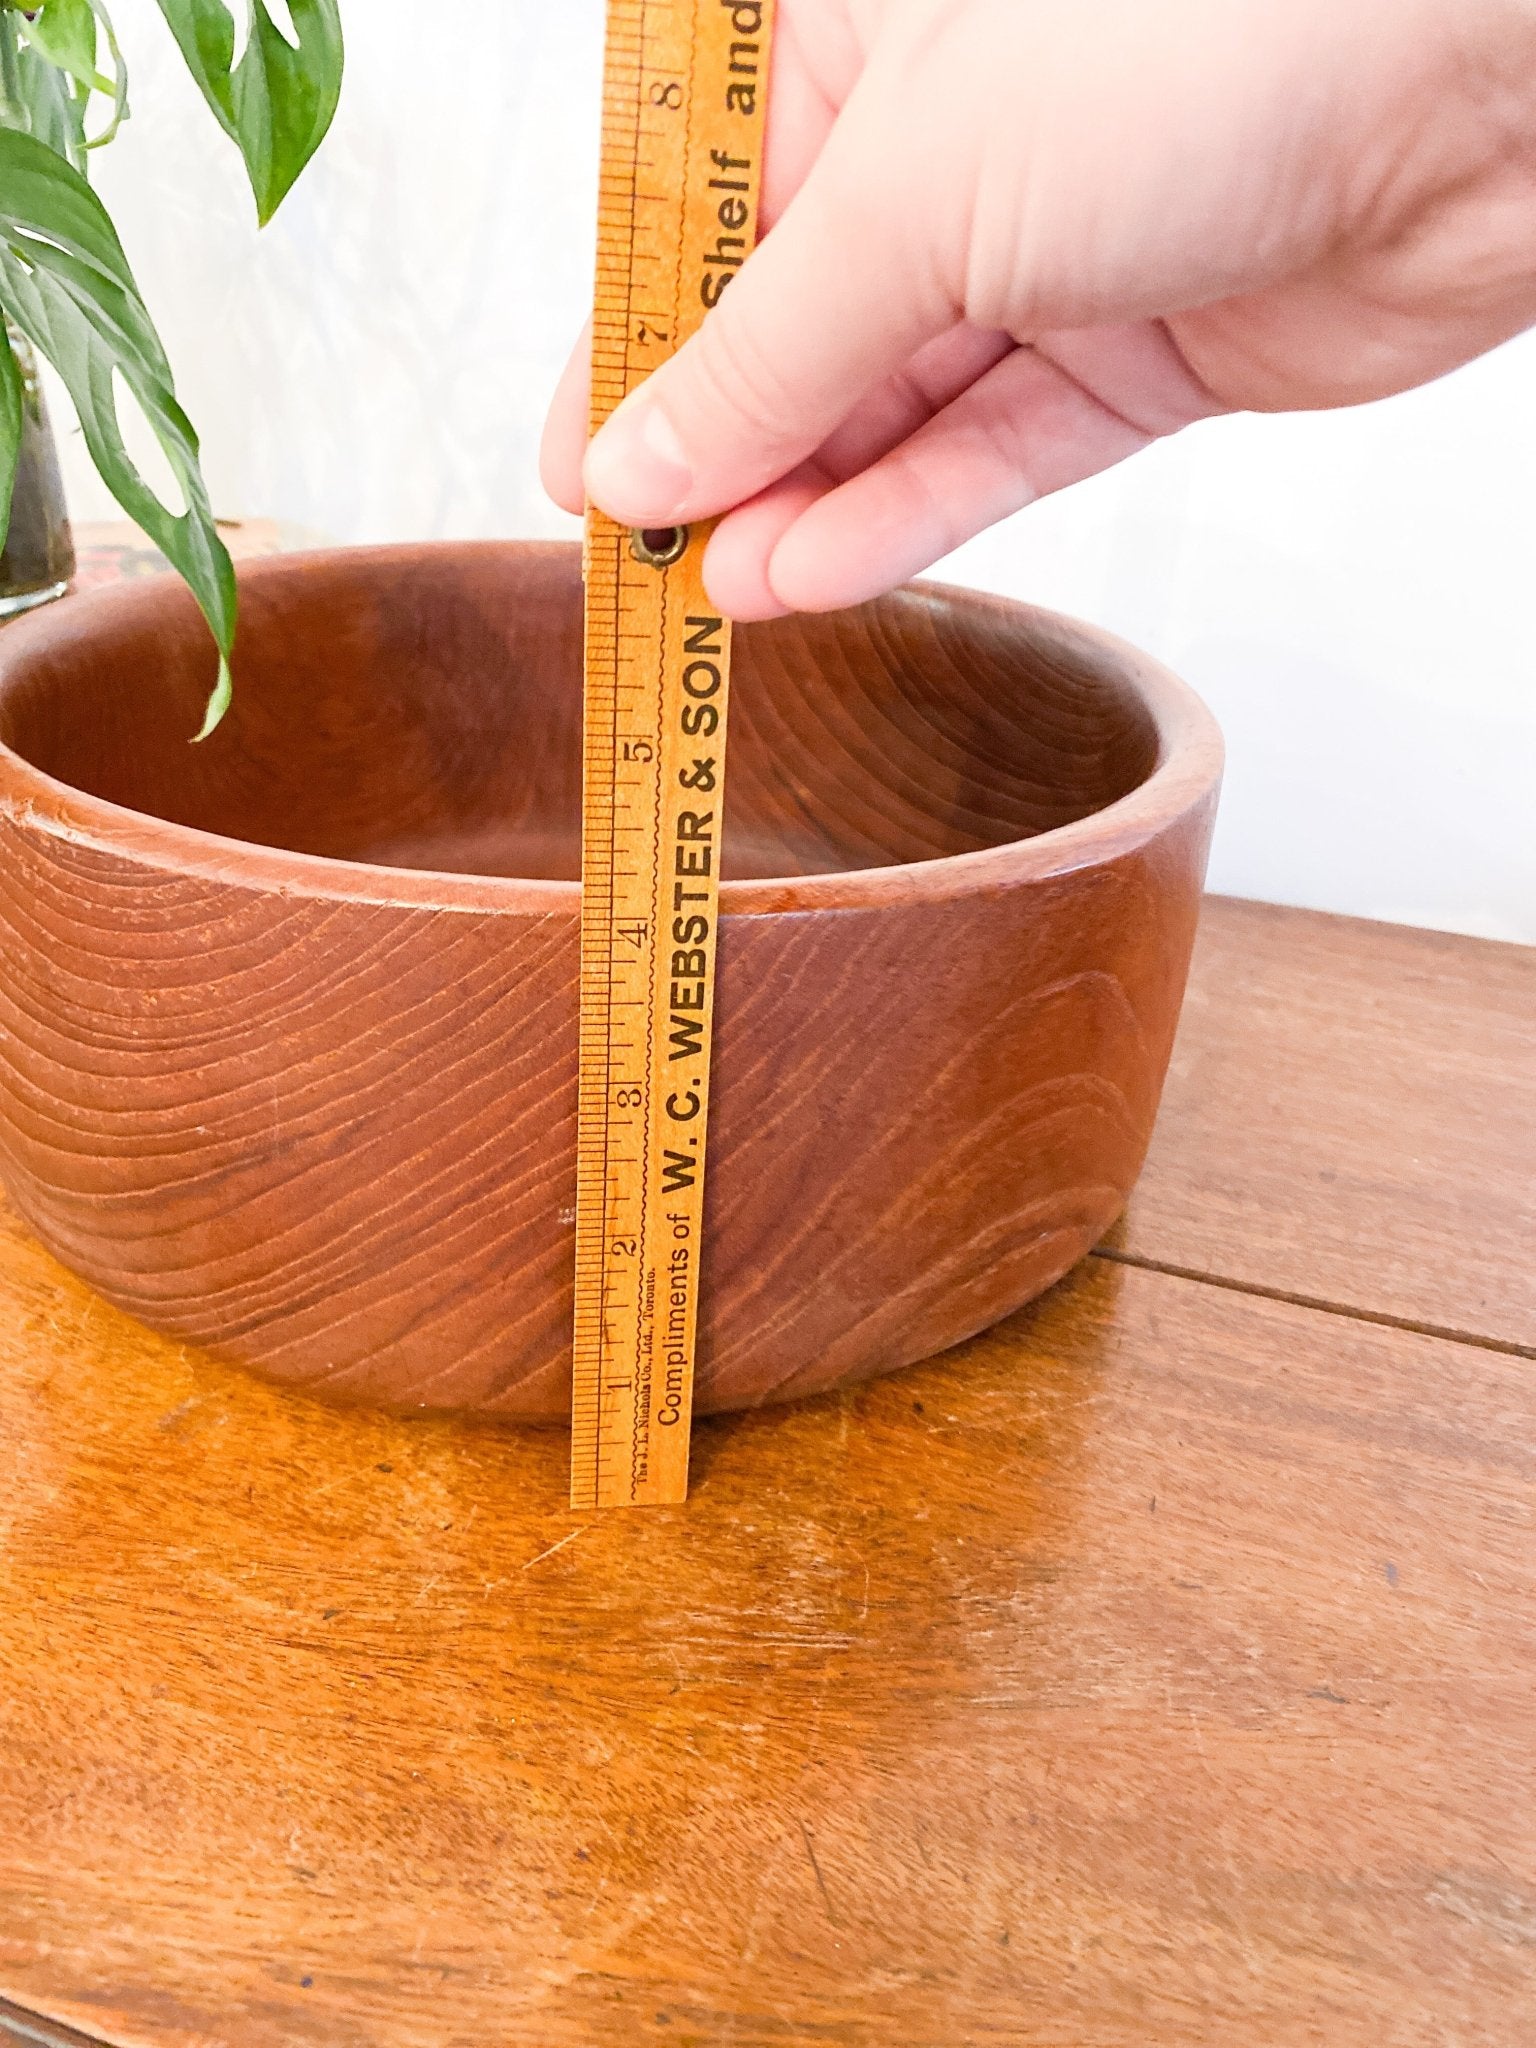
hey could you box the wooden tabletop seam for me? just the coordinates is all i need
[0,1997,113,2048]
[1114,894,1536,1353]
[1093,1245,1536,1362]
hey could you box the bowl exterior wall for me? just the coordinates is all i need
[0,792,1215,1417]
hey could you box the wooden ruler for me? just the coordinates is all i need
[572,0,774,1508]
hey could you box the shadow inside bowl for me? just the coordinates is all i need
[0,545,1160,884]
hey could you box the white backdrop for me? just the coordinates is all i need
[56,0,1536,942]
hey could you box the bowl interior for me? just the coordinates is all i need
[0,545,1161,883]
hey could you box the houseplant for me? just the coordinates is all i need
[0,0,343,730]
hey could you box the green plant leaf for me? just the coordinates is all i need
[0,126,235,730]
[0,330,22,553]
[153,0,342,225]
[10,42,90,171]
[13,2,127,164]
[17,0,98,92]
[83,3,131,150]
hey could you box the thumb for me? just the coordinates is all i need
[582,106,951,529]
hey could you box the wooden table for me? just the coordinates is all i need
[1,895,1532,2048]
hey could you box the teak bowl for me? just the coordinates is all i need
[0,543,1220,1419]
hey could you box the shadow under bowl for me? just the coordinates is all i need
[0,542,1221,1417]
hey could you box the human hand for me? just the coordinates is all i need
[542,0,1536,619]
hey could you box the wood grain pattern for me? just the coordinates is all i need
[0,1183,1532,2048]
[0,542,1220,1417]
[1115,896,1536,1350]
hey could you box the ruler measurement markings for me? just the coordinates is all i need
[574,0,774,1508]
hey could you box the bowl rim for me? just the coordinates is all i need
[0,539,1223,917]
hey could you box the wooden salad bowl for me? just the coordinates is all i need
[0,543,1221,1419]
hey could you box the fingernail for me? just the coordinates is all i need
[584,394,693,522]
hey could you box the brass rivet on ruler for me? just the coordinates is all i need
[629,525,690,570]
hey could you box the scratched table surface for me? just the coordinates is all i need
[1,555,1534,2048]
